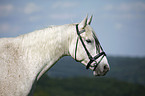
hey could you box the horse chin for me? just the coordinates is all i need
[93,71,106,76]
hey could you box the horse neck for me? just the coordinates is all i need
[19,24,75,77]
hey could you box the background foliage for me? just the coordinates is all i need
[34,74,145,96]
[33,56,145,96]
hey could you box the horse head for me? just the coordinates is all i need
[69,15,110,76]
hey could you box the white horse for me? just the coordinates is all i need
[0,16,110,96]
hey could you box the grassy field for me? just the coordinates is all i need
[33,74,145,96]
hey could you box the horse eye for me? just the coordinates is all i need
[86,39,92,43]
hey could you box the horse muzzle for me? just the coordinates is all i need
[93,63,110,76]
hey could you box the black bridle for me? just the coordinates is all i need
[75,24,106,71]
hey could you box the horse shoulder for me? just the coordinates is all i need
[0,38,29,96]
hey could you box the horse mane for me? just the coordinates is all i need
[92,31,101,53]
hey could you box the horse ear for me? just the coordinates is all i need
[87,15,93,25]
[78,15,88,30]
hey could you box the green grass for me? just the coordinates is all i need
[34,74,145,96]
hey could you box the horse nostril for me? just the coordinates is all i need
[104,65,109,72]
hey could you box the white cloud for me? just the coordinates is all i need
[104,2,145,12]
[119,2,145,12]
[115,23,123,30]
[0,23,20,34]
[0,23,10,32]
[103,2,145,19]
[49,13,76,20]
[52,1,78,9]
[24,3,40,14]
[0,4,14,17]
[104,4,113,11]
[29,15,41,22]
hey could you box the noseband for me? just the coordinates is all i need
[75,24,106,71]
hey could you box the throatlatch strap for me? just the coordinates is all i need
[75,37,79,60]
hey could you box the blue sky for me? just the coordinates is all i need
[0,0,145,57]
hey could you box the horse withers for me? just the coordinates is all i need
[0,15,110,96]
